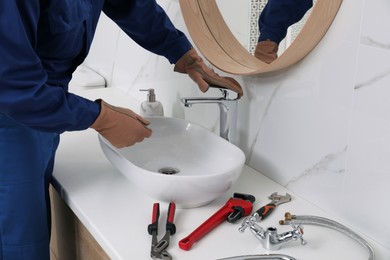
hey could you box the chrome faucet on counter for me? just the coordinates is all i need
[181,87,238,144]
[240,221,306,251]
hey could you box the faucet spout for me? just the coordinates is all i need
[181,89,238,144]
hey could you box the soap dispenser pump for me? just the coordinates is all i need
[139,89,164,117]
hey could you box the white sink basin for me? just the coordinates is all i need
[99,117,245,208]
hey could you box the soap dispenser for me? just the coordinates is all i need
[139,89,164,117]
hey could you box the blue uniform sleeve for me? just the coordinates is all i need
[0,1,100,133]
[103,0,192,64]
[259,0,313,44]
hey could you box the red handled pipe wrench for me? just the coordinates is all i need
[179,193,255,250]
[148,202,176,259]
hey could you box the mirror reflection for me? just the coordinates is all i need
[179,0,343,75]
[216,0,315,64]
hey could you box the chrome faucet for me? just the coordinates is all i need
[181,87,238,144]
[240,221,306,251]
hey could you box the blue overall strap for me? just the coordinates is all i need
[103,0,193,64]
[0,1,100,133]
[258,0,313,44]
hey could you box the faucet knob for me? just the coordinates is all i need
[209,85,237,100]
[291,223,307,245]
[220,89,229,99]
[238,212,261,233]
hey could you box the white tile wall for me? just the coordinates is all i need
[80,0,390,251]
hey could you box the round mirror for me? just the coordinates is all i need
[179,0,343,75]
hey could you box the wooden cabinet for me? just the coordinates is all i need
[50,186,110,260]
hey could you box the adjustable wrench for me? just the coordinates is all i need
[179,193,255,250]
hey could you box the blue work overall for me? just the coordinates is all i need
[0,115,59,259]
[0,1,192,259]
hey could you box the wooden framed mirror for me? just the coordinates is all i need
[179,0,343,75]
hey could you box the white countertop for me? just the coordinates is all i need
[53,88,389,260]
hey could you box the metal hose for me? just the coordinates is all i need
[280,213,375,260]
[217,254,297,260]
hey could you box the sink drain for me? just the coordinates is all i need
[158,167,180,175]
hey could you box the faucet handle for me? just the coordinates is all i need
[290,223,307,245]
[209,85,237,100]
[219,89,229,99]
[238,214,256,233]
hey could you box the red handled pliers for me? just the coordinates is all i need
[148,202,176,260]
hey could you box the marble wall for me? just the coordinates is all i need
[80,0,390,250]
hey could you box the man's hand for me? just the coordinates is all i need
[174,48,243,98]
[90,100,152,148]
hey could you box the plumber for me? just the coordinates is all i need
[0,1,243,259]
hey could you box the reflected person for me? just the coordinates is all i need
[255,0,313,63]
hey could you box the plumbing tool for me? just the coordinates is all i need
[148,202,176,259]
[179,193,255,251]
[239,192,291,232]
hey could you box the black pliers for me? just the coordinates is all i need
[148,202,176,260]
